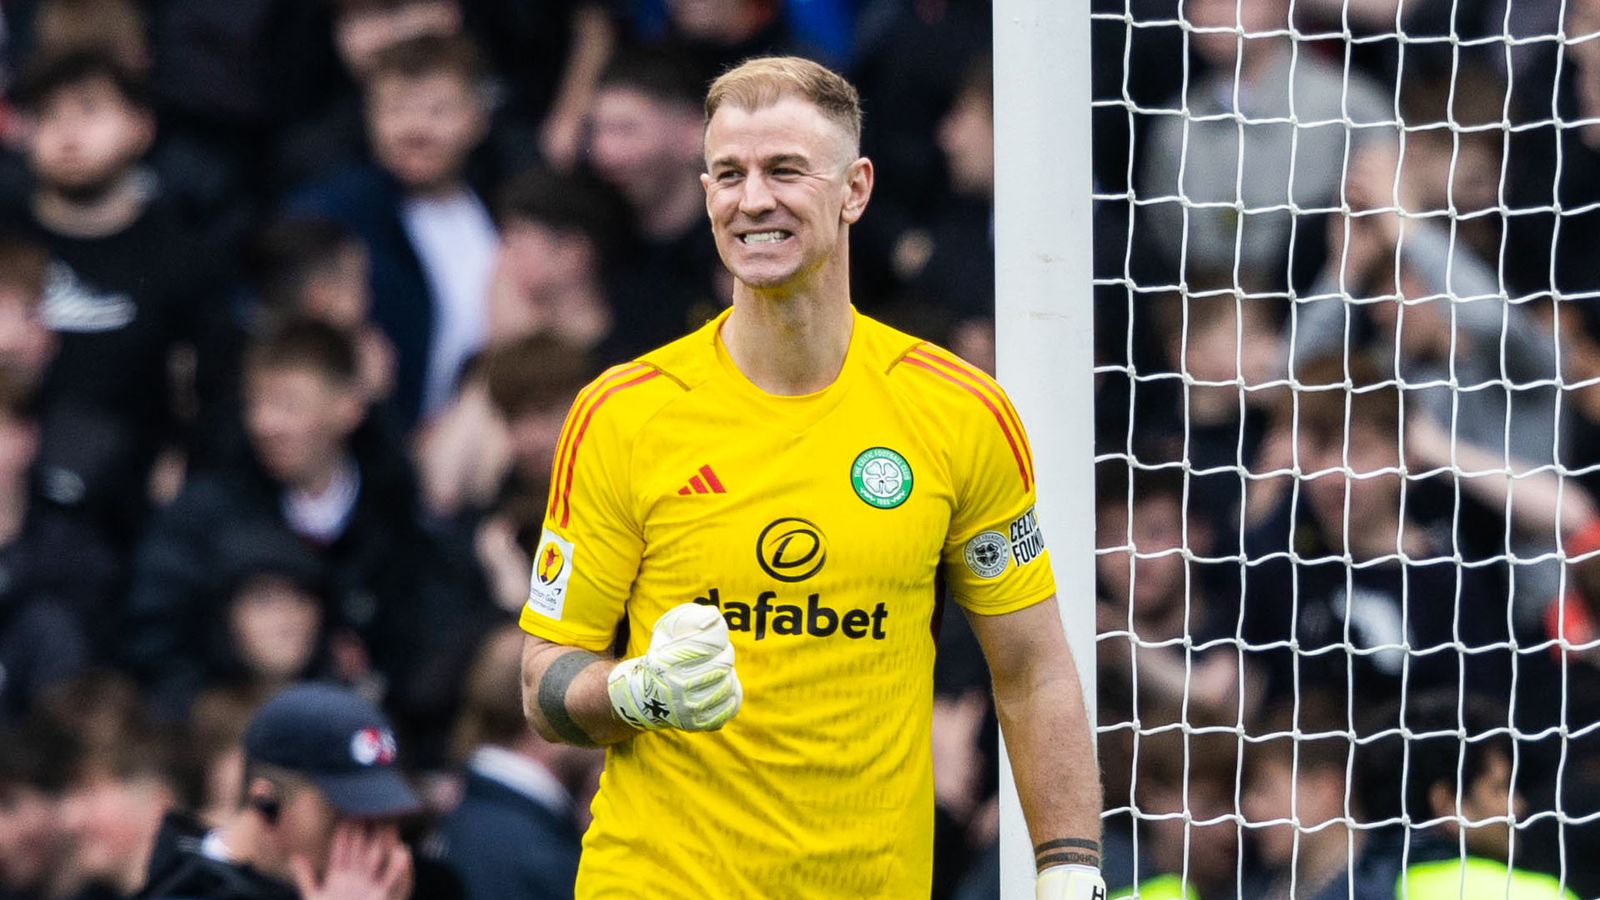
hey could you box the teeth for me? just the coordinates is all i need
[741,231,788,244]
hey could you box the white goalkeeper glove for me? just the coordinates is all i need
[1037,865,1107,900]
[607,602,743,732]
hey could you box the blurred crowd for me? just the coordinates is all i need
[0,0,1017,898]
[1095,0,1600,891]
[0,0,1597,896]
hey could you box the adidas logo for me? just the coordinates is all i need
[677,465,727,495]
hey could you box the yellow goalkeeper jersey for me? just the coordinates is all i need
[519,307,1055,898]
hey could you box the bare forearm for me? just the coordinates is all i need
[520,637,637,746]
[992,660,1103,870]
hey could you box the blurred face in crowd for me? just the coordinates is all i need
[336,1,460,78]
[230,575,323,684]
[28,76,153,198]
[366,70,486,194]
[500,218,596,295]
[1097,493,1189,618]
[245,365,364,489]
[1141,772,1239,887]
[0,285,55,391]
[249,774,404,881]
[938,86,993,198]
[702,96,873,292]
[508,398,574,485]
[1301,419,1403,538]
[590,87,704,210]
[668,0,775,44]
[1242,754,1349,866]
[0,784,66,892]
[60,768,174,893]
[300,243,372,332]
[1433,749,1525,862]
[1185,0,1291,67]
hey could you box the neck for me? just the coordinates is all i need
[723,267,854,396]
[1335,509,1417,560]
[638,176,705,241]
[1238,39,1289,85]
[405,177,467,202]
[1135,596,1190,642]
[33,171,147,238]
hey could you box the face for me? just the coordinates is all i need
[246,367,362,487]
[1242,755,1348,865]
[938,88,993,197]
[301,244,372,331]
[1448,750,1525,861]
[59,772,172,887]
[367,72,485,192]
[589,88,703,208]
[0,287,54,389]
[335,1,460,77]
[269,785,402,882]
[508,401,572,484]
[0,785,65,890]
[1302,421,1401,534]
[28,77,153,195]
[1185,0,1290,66]
[230,575,322,682]
[1097,494,1188,616]
[702,97,873,293]
[500,220,594,294]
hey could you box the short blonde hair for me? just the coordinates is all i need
[705,56,862,152]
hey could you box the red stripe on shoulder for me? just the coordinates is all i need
[901,352,1031,492]
[548,364,647,520]
[558,368,663,528]
[913,347,1036,484]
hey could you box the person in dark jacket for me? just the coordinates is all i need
[137,684,421,900]
[121,319,469,722]
[288,34,498,429]
[427,625,599,900]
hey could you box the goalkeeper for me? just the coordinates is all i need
[518,55,1103,898]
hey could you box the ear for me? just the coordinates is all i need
[130,108,157,158]
[840,156,874,225]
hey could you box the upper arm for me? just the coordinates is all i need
[965,596,1076,691]
[921,349,1056,615]
[519,367,658,652]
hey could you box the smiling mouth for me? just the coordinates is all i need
[739,230,792,244]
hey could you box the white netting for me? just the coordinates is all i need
[1089,0,1600,892]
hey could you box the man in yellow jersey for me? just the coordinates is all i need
[517,55,1104,899]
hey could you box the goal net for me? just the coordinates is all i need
[1087,0,1600,892]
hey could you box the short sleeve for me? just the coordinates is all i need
[939,376,1056,616]
[519,368,654,652]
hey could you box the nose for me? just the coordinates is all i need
[738,173,777,217]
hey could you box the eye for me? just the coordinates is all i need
[772,167,801,178]
[715,170,742,183]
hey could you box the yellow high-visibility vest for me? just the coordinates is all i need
[1399,857,1579,899]
[1110,874,1198,899]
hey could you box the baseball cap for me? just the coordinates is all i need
[243,683,421,818]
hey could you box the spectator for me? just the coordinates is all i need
[1095,463,1253,729]
[1137,0,1391,288]
[1239,695,1398,900]
[183,688,264,828]
[484,170,620,355]
[122,320,457,721]
[1106,726,1240,897]
[291,34,497,428]
[138,683,420,899]
[205,529,331,698]
[245,217,396,406]
[1292,137,1561,468]
[59,734,180,899]
[1375,692,1577,898]
[427,625,600,899]
[274,0,466,193]
[0,373,109,727]
[585,50,723,359]
[7,49,228,551]
[0,718,78,900]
